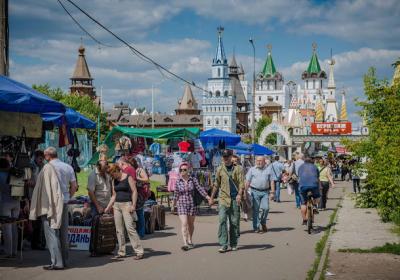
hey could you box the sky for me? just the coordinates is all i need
[9,0,400,126]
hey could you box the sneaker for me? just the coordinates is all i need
[187,243,194,249]
[254,228,261,233]
[231,247,238,251]
[218,246,228,253]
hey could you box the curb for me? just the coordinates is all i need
[313,190,345,280]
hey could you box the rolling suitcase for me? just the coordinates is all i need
[154,205,166,230]
[144,208,156,234]
[90,214,117,256]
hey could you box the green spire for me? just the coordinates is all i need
[261,44,276,77]
[306,43,321,74]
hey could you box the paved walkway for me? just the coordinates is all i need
[0,183,347,280]
[326,187,400,279]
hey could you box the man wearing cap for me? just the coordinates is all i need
[245,156,275,233]
[209,149,244,253]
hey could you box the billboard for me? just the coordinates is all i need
[311,122,352,135]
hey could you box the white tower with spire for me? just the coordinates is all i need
[324,57,339,122]
[202,27,236,132]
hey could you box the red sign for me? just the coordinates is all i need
[311,122,352,135]
[335,147,348,154]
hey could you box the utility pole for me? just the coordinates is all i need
[151,84,154,129]
[249,38,256,144]
[0,0,9,76]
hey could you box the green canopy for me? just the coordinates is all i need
[89,127,200,164]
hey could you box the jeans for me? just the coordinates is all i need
[0,201,20,256]
[113,202,144,256]
[293,183,301,208]
[41,203,69,268]
[251,189,270,230]
[353,179,361,193]
[218,200,240,248]
[319,181,330,209]
[136,208,145,238]
[274,181,281,202]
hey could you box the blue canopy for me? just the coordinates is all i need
[234,143,274,156]
[42,108,96,129]
[0,75,66,114]
[200,128,241,148]
[228,141,252,151]
[252,144,274,155]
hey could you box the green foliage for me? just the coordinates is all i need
[338,243,400,255]
[33,83,108,147]
[344,67,400,222]
[255,116,272,142]
[264,132,277,145]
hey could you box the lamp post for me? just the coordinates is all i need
[249,38,256,144]
[151,84,154,129]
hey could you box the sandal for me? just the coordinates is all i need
[133,254,144,260]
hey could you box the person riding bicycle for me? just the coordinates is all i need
[298,157,321,225]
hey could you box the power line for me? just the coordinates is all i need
[58,0,208,93]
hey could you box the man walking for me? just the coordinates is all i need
[245,156,275,233]
[210,149,244,253]
[30,147,77,270]
[290,152,304,208]
[270,155,284,203]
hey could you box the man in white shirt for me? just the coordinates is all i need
[43,147,77,270]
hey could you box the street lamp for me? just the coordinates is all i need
[249,38,256,144]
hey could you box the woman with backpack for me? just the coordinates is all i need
[173,162,210,251]
[318,159,335,211]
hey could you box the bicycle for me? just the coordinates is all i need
[306,190,315,234]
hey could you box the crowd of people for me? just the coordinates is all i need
[0,145,363,270]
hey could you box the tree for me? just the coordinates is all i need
[344,67,400,222]
[255,116,272,142]
[33,84,108,147]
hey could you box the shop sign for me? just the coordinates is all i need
[311,122,352,135]
[68,226,91,251]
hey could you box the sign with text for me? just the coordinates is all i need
[68,226,91,251]
[311,122,352,135]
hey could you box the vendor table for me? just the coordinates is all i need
[0,219,27,262]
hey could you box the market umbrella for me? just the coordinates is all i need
[251,143,274,156]
[42,108,96,129]
[228,141,252,151]
[200,128,241,148]
[0,75,66,114]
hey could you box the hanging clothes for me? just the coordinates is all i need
[167,170,179,192]
[178,141,190,153]
[149,142,161,156]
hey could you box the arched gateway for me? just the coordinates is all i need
[258,121,293,158]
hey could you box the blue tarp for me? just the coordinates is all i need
[0,75,66,114]
[251,144,274,155]
[200,128,241,148]
[42,108,96,129]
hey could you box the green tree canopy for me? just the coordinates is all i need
[33,84,108,146]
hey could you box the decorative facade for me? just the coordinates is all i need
[202,27,236,132]
[255,45,287,121]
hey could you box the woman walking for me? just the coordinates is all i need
[105,165,144,260]
[173,163,210,251]
[318,159,335,210]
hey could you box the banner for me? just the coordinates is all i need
[311,122,352,135]
[68,226,91,251]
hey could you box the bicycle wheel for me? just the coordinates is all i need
[307,203,313,234]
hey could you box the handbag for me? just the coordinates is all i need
[288,164,299,184]
[15,128,31,169]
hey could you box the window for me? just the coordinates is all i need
[218,107,221,111]
[267,80,270,89]
[275,96,278,101]
[320,80,323,89]
[207,119,211,125]
[306,80,309,89]
[205,107,208,112]
[224,119,228,125]
[274,80,277,90]
[216,119,219,125]
[164,117,173,122]
[313,80,316,89]
[259,96,261,101]
[218,68,221,77]
[209,91,212,97]
[190,117,200,122]
[313,95,316,100]
[224,90,228,97]
[216,90,221,97]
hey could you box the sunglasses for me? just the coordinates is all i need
[179,169,188,172]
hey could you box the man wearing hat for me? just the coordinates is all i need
[209,149,244,253]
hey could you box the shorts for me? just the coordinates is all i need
[299,187,320,205]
